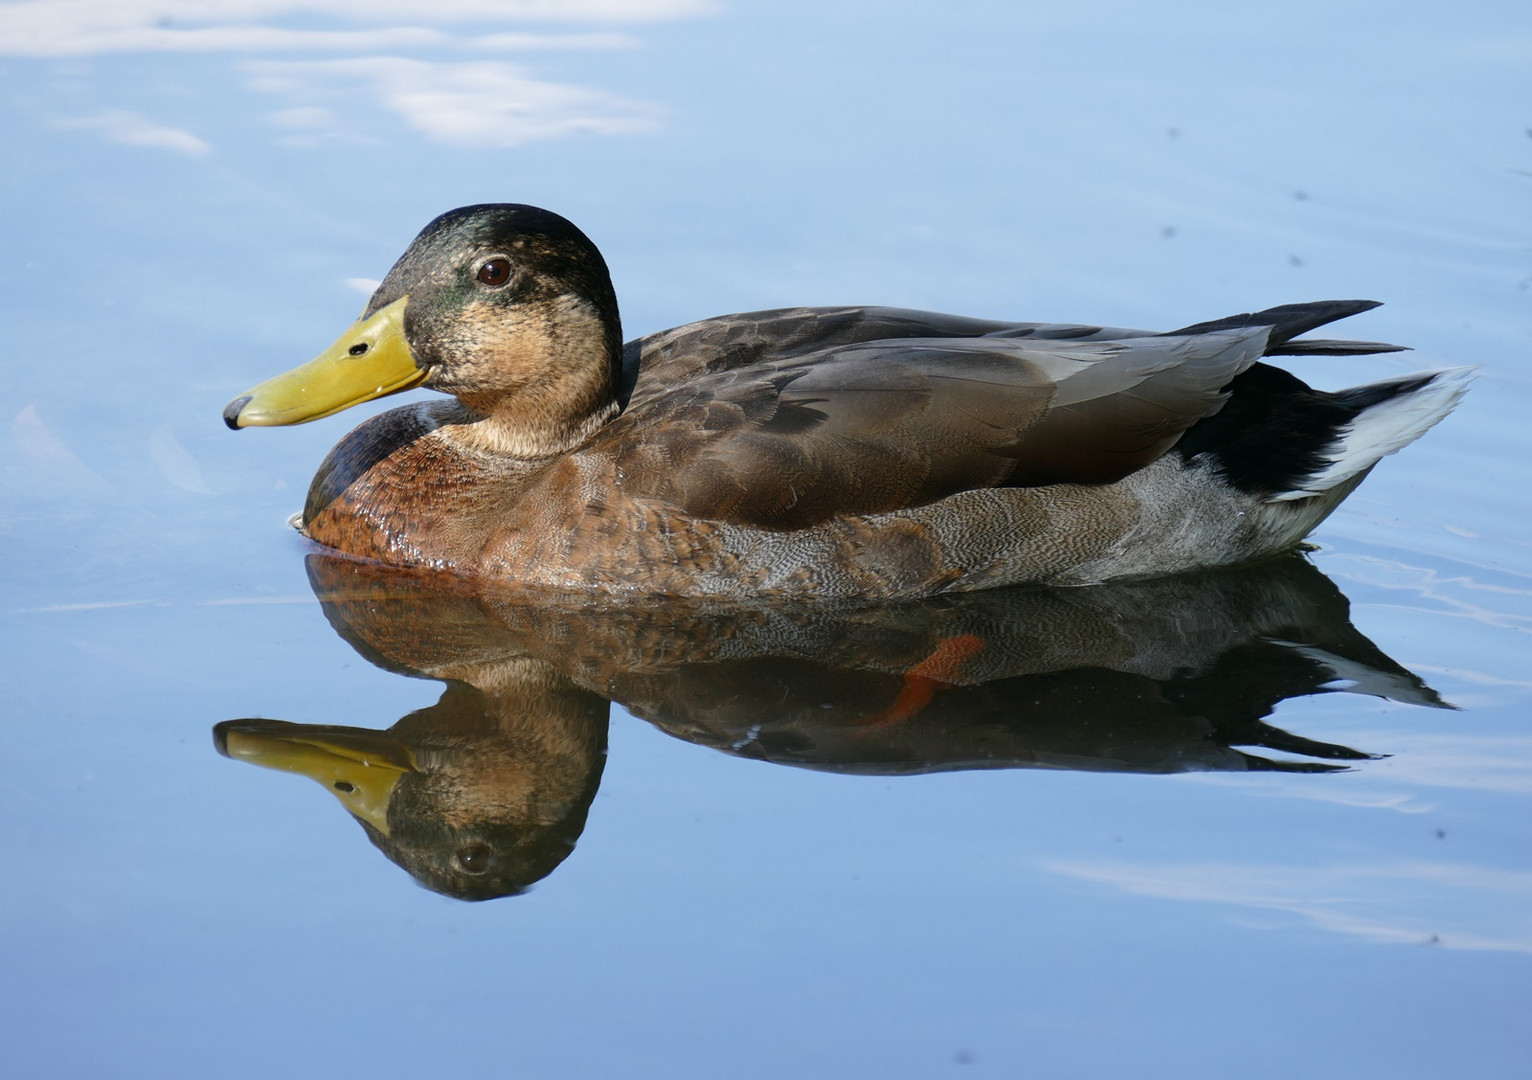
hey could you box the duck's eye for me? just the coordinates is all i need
[455,843,493,874]
[476,258,512,287]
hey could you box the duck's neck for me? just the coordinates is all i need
[440,294,623,461]
[443,395,621,461]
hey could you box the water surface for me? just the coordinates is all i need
[3,2,1530,1076]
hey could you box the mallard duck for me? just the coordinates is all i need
[223,204,1471,599]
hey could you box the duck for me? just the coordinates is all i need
[223,203,1471,600]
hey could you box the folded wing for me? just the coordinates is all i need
[603,325,1270,530]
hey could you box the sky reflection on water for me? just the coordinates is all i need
[3,1,1531,1077]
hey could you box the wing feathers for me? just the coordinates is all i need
[603,320,1271,530]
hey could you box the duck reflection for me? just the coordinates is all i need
[215,554,1445,900]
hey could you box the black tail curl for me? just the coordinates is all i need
[1166,300,1407,356]
[1169,301,1423,496]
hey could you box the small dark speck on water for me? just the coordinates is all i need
[1161,225,1176,239]
[1293,190,1309,201]
[1289,255,1305,267]
[1166,126,1181,138]
[953,1050,976,1065]
[1422,934,1442,947]
[1436,828,1447,839]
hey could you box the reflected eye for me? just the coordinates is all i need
[476,258,512,287]
[455,843,493,874]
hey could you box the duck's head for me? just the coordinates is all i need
[223,204,623,457]
[214,690,609,902]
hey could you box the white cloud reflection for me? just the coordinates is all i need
[11,405,107,492]
[1047,858,1532,953]
[0,0,710,56]
[148,425,214,495]
[8,0,708,149]
[248,57,659,147]
[52,109,212,156]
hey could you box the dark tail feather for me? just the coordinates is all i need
[1272,337,1410,357]
[1167,300,1404,355]
[1330,371,1441,411]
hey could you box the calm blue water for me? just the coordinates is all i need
[4,2,1530,1076]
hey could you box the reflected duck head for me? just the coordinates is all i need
[214,673,608,901]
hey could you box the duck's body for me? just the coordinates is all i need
[226,205,1470,600]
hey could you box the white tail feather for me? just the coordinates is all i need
[1269,367,1475,501]
[1269,642,1450,708]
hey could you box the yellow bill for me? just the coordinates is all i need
[215,720,417,836]
[223,296,424,429]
